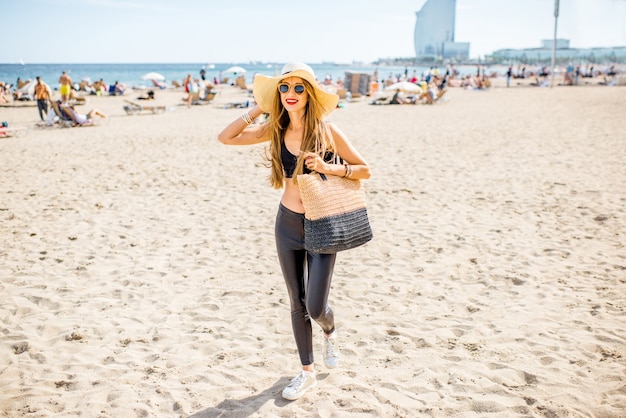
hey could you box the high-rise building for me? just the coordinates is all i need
[414,0,469,60]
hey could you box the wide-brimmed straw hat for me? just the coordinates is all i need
[253,62,339,117]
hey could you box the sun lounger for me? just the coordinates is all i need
[0,126,29,138]
[182,90,217,106]
[183,92,202,106]
[235,76,253,93]
[369,96,392,105]
[124,99,166,115]
[221,100,250,109]
[37,100,107,128]
[204,90,217,103]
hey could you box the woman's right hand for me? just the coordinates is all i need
[217,105,268,145]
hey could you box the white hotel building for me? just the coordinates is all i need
[414,0,469,60]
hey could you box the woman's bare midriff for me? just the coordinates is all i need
[280,179,305,214]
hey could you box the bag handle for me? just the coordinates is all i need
[313,124,341,165]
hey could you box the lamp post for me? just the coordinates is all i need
[551,0,559,88]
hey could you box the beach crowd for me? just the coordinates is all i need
[1,62,623,133]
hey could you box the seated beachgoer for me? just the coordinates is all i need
[49,100,73,120]
[108,81,126,96]
[0,82,9,104]
[389,89,407,105]
[417,82,446,104]
[61,104,107,125]
[92,79,107,95]
[151,79,167,89]
[79,80,95,94]
[531,77,549,87]
[598,76,616,86]
[198,83,217,102]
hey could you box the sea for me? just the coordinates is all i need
[0,62,491,90]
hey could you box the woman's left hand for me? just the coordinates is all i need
[303,152,326,173]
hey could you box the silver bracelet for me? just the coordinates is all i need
[241,112,253,125]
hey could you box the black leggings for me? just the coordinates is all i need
[275,204,337,366]
[37,99,48,121]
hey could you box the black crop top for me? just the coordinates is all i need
[281,139,339,178]
[281,139,299,178]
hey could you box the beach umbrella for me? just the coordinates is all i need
[140,72,165,81]
[385,81,421,93]
[223,66,247,74]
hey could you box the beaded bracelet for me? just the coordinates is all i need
[343,163,352,178]
[241,112,253,125]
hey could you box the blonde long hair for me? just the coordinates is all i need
[263,79,335,189]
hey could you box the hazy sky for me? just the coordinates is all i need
[3,0,625,64]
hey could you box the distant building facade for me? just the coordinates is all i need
[414,0,469,60]
[491,39,626,63]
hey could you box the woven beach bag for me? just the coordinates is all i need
[297,172,373,254]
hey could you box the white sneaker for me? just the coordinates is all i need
[282,370,317,400]
[323,331,340,369]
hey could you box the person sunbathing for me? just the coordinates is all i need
[137,90,155,100]
[61,104,107,126]
[0,82,9,104]
[389,89,408,104]
[152,79,167,89]
[92,79,107,95]
[417,82,446,104]
[108,81,126,96]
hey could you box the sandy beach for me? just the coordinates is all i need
[1,82,625,417]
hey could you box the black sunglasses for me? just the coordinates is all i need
[278,83,305,94]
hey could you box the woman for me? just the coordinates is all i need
[217,63,371,400]
[183,74,197,107]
